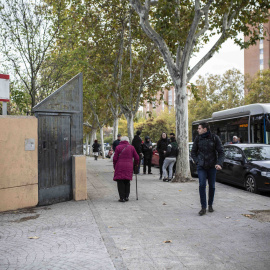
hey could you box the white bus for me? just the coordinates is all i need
[192,103,270,144]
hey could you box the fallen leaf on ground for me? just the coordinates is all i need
[108,226,113,228]
[225,217,231,219]
[179,190,182,191]
[28,236,39,239]
[164,240,172,243]
[163,203,167,205]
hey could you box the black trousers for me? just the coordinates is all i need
[117,180,130,199]
[159,155,165,176]
[143,156,152,173]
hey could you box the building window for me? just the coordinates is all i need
[260,59,264,65]
[162,101,164,111]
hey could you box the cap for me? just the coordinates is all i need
[117,134,121,137]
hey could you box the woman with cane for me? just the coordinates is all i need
[113,136,140,202]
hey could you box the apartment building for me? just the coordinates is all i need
[141,87,175,117]
[244,19,270,94]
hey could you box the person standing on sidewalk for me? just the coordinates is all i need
[157,132,168,180]
[142,136,153,174]
[191,122,224,216]
[92,140,101,161]
[132,130,143,174]
[162,136,178,182]
[112,134,121,151]
[113,136,139,202]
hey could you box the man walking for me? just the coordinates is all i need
[132,131,143,174]
[142,136,153,174]
[191,122,224,216]
[113,134,121,151]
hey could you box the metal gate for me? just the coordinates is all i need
[33,73,83,206]
[38,115,72,205]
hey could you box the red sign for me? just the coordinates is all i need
[0,74,10,102]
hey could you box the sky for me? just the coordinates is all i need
[189,35,244,83]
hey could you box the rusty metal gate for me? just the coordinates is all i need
[33,73,83,205]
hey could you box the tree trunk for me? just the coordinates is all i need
[113,115,119,141]
[173,81,192,182]
[86,133,90,156]
[126,112,134,142]
[100,127,105,159]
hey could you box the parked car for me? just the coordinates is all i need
[151,142,197,177]
[216,144,270,193]
[104,144,111,157]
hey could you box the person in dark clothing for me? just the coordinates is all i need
[169,132,176,175]
[168,132,175,143]
[132,130,143,174]
[162,137,178,181]
[92,140,101,161]
[113,134,121,151]
[191,122,224,216]
[142,136,153,174]
[157,132,168,180]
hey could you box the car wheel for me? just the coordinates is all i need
[245,174,258,193]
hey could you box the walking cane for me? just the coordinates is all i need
[136,166,138,200]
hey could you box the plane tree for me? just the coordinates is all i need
[130,0,270,181]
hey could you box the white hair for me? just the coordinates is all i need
[121,136,130,143]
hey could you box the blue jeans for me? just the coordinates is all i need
[162,157,176,179]
[197,166,216,209]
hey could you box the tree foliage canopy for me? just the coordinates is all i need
[245,69,270,104]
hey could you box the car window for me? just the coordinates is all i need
[243,146,270,161]
[224,147,242,160]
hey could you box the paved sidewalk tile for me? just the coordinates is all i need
[87,158,270,270]
[1,157,270,270]
[0,200,115,270]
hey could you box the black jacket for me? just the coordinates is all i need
[132,135,142,155]
[112,139,121,151]
[157,138,168,158]
[92,142,100,152]
[142,140,153,158]
[191,131,224,169]
[165,141,178,158]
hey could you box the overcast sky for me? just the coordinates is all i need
[190,35,244,83]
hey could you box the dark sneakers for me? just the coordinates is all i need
[125,197,129,201]
[159,175,162,180]
[118,199,125,202]
[199,208,206,216]
[148,172,153,174]
[208,205,214,212]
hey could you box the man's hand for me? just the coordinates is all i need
[215,165,222,170]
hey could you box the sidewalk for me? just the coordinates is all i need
[86,158,270,270]
[0,157,269,270]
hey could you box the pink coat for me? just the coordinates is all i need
[113,141,140,180]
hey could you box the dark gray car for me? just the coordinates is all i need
[217,144,270,193]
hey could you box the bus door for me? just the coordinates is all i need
[250,115,264,143]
